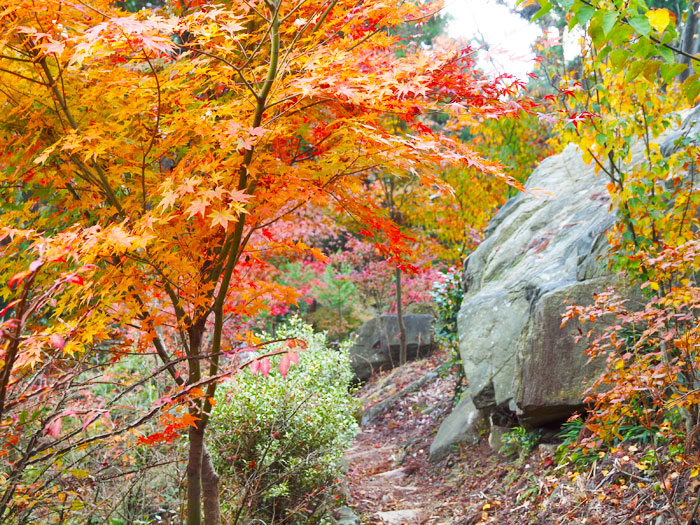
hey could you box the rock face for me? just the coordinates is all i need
[428,108,700,453]
[456,143,618,427]
[428,394,487,462]
[349,314,434,381]
[514,277,619,426]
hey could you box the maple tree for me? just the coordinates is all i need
[0,0,530,522]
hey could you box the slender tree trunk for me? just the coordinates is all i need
[202,445,221,525]
[186,320,209,525]
[185,416,222,525]
[187,426,205,525]
[679,1,698,82]
[395,267,408,366]
[693,15,700,59]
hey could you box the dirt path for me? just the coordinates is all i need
[341,353,675,525]
[343,355,477,524]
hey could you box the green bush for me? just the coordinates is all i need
[310,264,364,340]
[431,268,465,397]
[500,426,541,462]
[208,319,358,524]
[431,267,463,348]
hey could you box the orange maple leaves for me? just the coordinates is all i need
[0,0,532,519]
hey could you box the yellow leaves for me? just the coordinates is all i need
[186,199,209,219]
[209,209,238,231]
[49,129,109,163]
[56,132,82,154]
[221,20,246,34]
[158,175,250,231]
[641,280,660,292]
[180,176,201,195]
[33,141,59,165]
[183,8,246,41]
[71,469,89,480]
[105,226,137,252]
[15,342,42,370]
[70,11,178,66]
[646,9,672,34]
[582,149,594,166]
[158,189,178,212]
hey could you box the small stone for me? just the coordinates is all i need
[332,505,361,525]
[429,395,487,462]
[536,443,559,458]
[373,467,407,481]
[376,508,423,524]
[488,425,509,453]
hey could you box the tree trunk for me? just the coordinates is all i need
[679,1,698,82]
[185,318,215,525]
[395,267,408,366]
[202,445,221,525]
[693,13,700,59]
[187,426,205,525]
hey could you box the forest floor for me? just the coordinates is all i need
[341,351,688,525]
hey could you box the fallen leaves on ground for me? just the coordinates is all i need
[344,352,690,524]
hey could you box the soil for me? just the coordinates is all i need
[343,351,691,525]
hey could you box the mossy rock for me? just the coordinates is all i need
[405,302,435,315]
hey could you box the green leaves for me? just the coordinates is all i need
[628,14,651,36]
[210,320,358,523]
[658,44,674,64]
[682,74,700,104]
[609,48,628,70]
[576,4,596,27]
[538,0,678,60]
[560,0,686,88]
[602,11,619,36]
[531,2,553,21]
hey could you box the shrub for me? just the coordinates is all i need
[555,416,597,469]
[430,267,464,397]
[431,267,463,348]
[208,319,358,524]
[500,426,541,462]
[310,264,365,340]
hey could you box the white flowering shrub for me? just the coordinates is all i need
[209,319,358,524]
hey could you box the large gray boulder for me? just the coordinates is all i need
[428,108,700,454]
[349,314,434,381]
[456,142,619,425]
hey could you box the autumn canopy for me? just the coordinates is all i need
[0,0,531,521]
